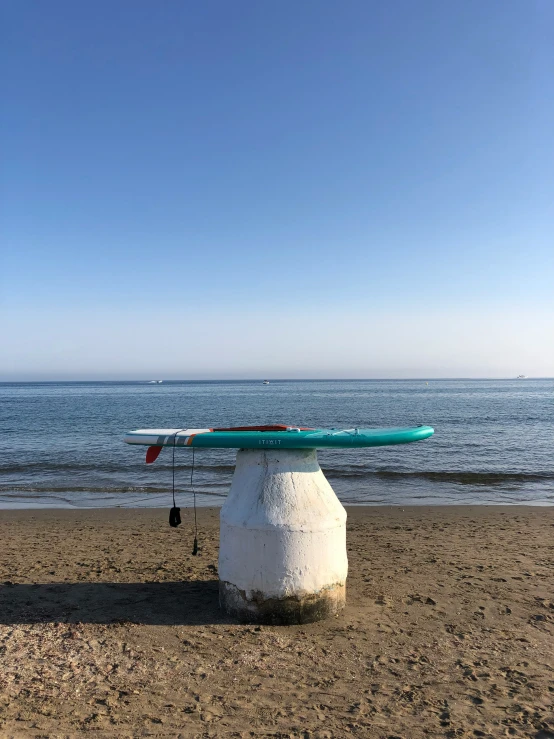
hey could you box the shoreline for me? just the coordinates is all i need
[1,505,553,737]
[1,501,553,511]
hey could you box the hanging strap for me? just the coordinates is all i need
[169,429,199,555]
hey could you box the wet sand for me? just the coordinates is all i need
[1,506,553,738]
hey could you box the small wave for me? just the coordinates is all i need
[323,469,554,486]
[0,485,228,496]
[2,461,552,489]
[0,462,236,475]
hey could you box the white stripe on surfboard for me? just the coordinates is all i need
[124,429,211,446]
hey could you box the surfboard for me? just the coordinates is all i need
[124,424,434,462]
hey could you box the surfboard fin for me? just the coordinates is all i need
[146,446,163,464]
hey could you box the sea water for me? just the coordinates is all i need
[0,379,552,508]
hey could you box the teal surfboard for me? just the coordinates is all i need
[124,424,434,461]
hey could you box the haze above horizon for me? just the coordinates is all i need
[2,1,553,381]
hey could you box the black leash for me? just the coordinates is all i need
[169,430,182,528]
[169,430,199,556]
[191,446,198,555]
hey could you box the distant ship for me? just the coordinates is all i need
[149,380,163,384]
[516,375,527,379]
[262,380,270,385]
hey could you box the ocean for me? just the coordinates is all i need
[1,379,552,509]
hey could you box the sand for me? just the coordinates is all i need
[0,505,553,738]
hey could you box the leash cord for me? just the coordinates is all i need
[169,430,198,554]
[191,447,197,532]
[172,433,177,508]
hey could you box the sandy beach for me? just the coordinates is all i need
[0,506,553,738]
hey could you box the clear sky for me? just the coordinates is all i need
[2,0,553,379]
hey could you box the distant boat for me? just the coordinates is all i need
[262,380,270,385]
[516,375,527,379]
[149,380,164,384]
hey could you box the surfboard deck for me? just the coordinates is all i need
[124,425,434,452]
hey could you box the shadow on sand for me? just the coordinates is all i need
[0,580,234,626]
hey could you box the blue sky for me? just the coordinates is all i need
[2,0,553,379]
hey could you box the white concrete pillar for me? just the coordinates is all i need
[218,448,348,624]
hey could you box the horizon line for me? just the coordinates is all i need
[1,377,552,384]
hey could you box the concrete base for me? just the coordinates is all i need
[219,580,346,625]
[218,448,348,625]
